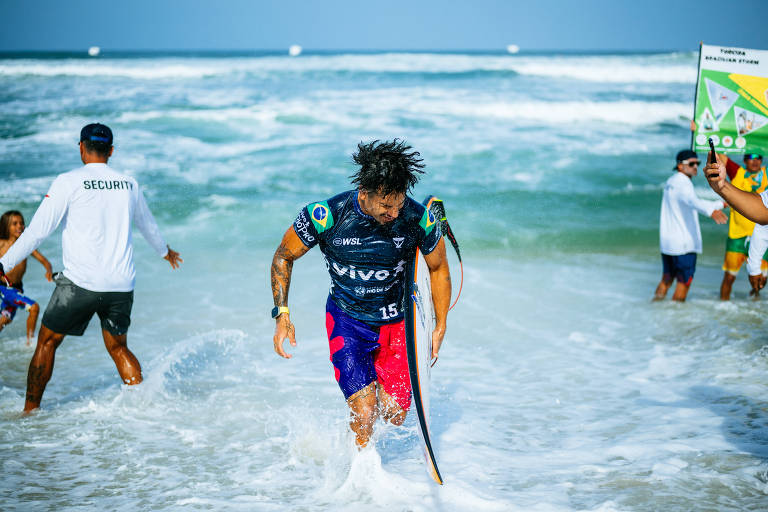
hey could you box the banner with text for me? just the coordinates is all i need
[693,44,768,157]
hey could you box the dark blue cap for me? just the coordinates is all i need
[676,149,698,163]
[80,123,113,145]
[674,149,698,169]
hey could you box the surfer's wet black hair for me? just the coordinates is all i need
[350,139,425,197]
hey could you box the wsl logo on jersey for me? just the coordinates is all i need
[333,237,361,246]
[309,201,334,233]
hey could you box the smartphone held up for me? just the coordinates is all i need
[706,138,720,179]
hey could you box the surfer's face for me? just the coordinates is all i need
[359,190,405,225]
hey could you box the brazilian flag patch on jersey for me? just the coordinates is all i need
[419,208,436,235]
[309,201,334,233]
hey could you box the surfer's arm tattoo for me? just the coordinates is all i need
[271,227,310,307]
[271,246,293,307]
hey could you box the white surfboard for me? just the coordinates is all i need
[404,247,443,485]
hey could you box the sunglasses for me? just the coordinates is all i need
[744,154,763,160]
[681,159,700,167]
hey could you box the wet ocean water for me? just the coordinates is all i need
[1,51,766,511]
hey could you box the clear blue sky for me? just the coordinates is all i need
[1,0,766,52]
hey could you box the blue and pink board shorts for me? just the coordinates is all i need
[325,297,412,411]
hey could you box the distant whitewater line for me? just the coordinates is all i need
[108,96,689,125]
[0,53,697,83]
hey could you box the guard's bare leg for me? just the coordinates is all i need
[348,382,379,448]
[102,329,142,385]
[24,325,65,413]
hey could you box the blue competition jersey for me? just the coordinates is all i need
[292,190,441,325]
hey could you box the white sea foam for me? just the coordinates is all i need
[0,61,230,79]
[108,93,688,128]
[0,52,696,83]
[510,59,696,83]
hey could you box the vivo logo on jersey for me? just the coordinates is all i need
[332,237,361,246]
[331,259,406,281]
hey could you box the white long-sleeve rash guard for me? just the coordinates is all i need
[0,163,168,292]
[746,191,768,277]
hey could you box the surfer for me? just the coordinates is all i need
[0,210,53,344]
[654,150,727,301]
[270,139,451,448]
[0,123,182,414]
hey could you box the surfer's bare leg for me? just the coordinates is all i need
[378,384,406,426]
[23,325,65,413]
[102,329,142,385]
[348,382,378,448]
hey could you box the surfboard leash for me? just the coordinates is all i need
[422,195,463,311]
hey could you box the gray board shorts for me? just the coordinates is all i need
[42,274,134,336]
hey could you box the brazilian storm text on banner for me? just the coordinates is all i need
[692,43,768,157]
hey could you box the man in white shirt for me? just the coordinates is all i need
[654,150,727,301]
[0,123,182,413]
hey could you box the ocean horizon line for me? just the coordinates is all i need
[0,48,696,59]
